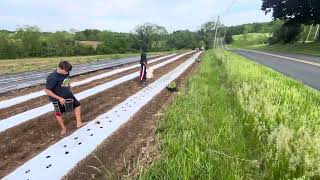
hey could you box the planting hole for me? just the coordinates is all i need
[25,170,30,174]
[74,137,78,140]
[63,145,67,148]
[87,128,90,131]
[90,134,94,136]
[78,142,82,145]
[46,164,52,168]
[65,151,69,155]
[46,156,51,159]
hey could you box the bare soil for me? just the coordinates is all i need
[0,55,177,120]
[65,58,201,180]
[0,53,194,178]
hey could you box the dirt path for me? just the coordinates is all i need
[0,55,177,120]
[65,56,201,180]
[0,53,194,178]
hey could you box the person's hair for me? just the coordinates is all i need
[58,61,72,72]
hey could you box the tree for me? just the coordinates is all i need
[198,21,216,49]
[16,25,41,57]
[97,32,129,54]
[262,0,320,25]
[131,23,168,51]
[167,30,199,50]
[225,31,233,44]
[242,24,254,40]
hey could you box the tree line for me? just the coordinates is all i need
[225,0,320,44]
[0,22,216,60]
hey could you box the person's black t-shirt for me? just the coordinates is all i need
[46,70,73,102]
[140,52,147,65]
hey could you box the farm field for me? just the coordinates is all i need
[0,52,204,179]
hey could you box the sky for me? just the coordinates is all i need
[0,0,272,32]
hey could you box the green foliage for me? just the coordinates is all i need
[230,33,269,48]
[248,41,320,57]
[166,81,177,89]
[131,23,168,52]
[269,23,303,44]
[16,25,41,57]
[141,50,320,179]
[227,22,275,36]
[167,30,200,50]
[0,22,208,60]
[262,0,320,25]
[221,50,320,179]
[140,50,255,179]
[97,32,129,54]
[224,31,233,44]
[198,21,216,49]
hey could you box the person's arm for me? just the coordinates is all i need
[44,89,65,105]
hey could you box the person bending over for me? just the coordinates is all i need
[45,61,86,136]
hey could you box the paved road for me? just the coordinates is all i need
[0,55,158,94]
[233,49,320,90]
[218,38,320,90]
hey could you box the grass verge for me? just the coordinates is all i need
[139,49,320,179]
[229,33,320,57]
[247,42,320,57]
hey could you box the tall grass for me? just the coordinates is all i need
[222,50,320,179]
[139,50,259,179]
[140,49,320,179]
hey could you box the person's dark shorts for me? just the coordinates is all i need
[52,96,80,116]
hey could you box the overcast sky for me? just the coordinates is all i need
[0,0,272,32]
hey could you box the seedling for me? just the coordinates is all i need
[166,81,178,92]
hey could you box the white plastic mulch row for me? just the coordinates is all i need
[0,54,177,110]
[4,51,202,180]
[0,51,195,133]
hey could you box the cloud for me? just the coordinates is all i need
[0,0,272,32]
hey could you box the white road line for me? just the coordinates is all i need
[239,49,320,67]
[0,54,176,109]
[0,52,194,133]
[3,52,202,180]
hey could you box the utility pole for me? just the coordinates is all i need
[314,24,320,40]
[213,16,220,49]
[306,24,314,42]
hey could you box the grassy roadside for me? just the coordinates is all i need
[0,51,178,75]
[230,33,270,48]
[229,33,320,57]
[247,42,320,57]
[139,49,320,179]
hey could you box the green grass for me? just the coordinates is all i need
[229,33,270,49]
[139,49,320,179]
[0,51,175,75]
[247,42,320,57]
[229,32,320,57]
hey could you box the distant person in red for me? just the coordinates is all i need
[139,47,148,84]
[45,61,86,136]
